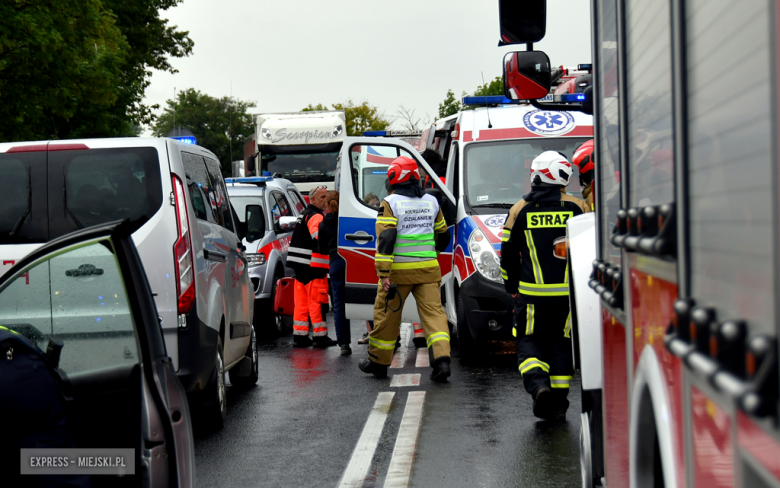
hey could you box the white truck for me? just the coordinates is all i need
[247,110,347,195]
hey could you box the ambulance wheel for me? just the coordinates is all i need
[229,324,259,388]
[456,291,480,363]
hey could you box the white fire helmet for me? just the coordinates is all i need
[529,151,573,187]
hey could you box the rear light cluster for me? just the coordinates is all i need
[172,175,196,314]
[665,299,778,418]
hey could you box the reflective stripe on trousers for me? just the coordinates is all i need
[550,375,572,389]
[519,357,550,375]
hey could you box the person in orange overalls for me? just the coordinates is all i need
[287,186,337,348]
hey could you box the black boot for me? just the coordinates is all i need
[413,337,427,349]
[358,359,388,378]
[312,336,337,348]
[532,386,554,420]
[430,356,451,382]
[293,335,313,347]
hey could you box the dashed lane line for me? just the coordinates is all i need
[414,348,429,368]
[383,391,426,488]
[338,392,396,488]
[389,374,421,387]
[390,323,412,369]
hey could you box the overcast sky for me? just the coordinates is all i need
[143,0,591,133]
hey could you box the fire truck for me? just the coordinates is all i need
[500,0,780,487]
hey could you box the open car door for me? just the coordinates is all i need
[0,221,194,488]
[335,137,456,322]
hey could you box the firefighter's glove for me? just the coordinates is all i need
[385,284,403,314]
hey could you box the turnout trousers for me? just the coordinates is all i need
[514,300,573,404]
[368,281,450,366]
[293,278,329,337]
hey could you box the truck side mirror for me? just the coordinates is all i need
[498,0,547,45]
[245,205,265,243]
[503,51,552,100]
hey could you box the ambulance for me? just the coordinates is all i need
[421,97,593,359]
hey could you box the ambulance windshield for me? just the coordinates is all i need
[464,138,588,212]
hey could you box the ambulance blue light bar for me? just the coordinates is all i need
[556,94,586,102]
[462,95,519,106]
[225,177,274,186]
[362,130,423,137]
[172,136,197,145]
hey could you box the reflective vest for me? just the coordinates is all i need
[375,193,448,285]
[500,191,589,304]
[287,205,329,284]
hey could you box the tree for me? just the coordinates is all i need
[395,105,430,131]
[437,76,504,118]
[438,90,462,119]
[302,100,391,136]
[0,0,193,142]
[153,88,256,175]
[0,0,129,141]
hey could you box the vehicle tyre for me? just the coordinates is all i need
[229,324,259,388]
[456,290,480,362]
[201,336,226,431]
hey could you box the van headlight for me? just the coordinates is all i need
[468,230,502,283]
[246,252,266,267]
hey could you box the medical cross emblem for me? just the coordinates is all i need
[522,110,576,136]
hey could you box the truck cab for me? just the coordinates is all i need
[249,110,347,195]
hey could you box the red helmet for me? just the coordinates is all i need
[386,156,420,185]
[573,139,595,173]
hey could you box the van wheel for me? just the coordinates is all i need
[456,291,480,363]
[201,336,226,431]
[229,324,259,388]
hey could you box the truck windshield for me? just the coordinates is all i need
[263,152,338,183]
[464,138,588,211]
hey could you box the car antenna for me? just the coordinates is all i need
[481,72,493,129]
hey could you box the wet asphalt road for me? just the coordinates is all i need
[193,317,581,488]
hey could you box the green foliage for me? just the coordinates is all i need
[302,103,329,112]
[438,90,462,119]
[302,100,390,136]
[0,0,193,141]
[153,88,256,175]
[438,76,505,118]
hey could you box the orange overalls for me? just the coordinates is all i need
[292,211,330,338]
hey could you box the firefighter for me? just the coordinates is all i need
[500,151,590,420]
[573,139,595,211]
[358,156,452,382]
[288,186,337,348]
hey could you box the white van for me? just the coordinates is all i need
[0,138,256,429]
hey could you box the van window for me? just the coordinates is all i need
[0,151,47,245]
[269,191,292,229]
[349,144,419,210]
[287,189,305,213]
[49,147,163,239]
[182,152,219,224]
[204,157,235,233]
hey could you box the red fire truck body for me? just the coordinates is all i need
[577,0,780,486]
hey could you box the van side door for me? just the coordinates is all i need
[336,137,455,322]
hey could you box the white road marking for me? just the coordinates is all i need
[390,374,421,387]
[338,392,396,488]
[415,349,429,368]
[384,391,426,488]
[390,323,412,369]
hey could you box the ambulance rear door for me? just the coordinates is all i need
[336,137,456,322]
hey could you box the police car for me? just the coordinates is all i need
[225,176,307,337]
[419,97,593,359]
